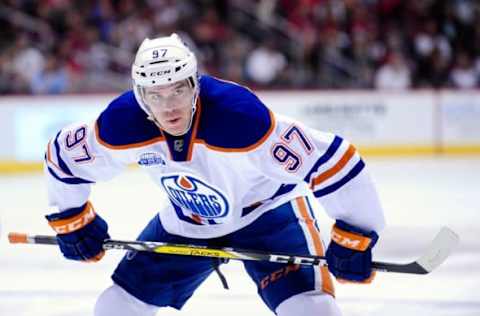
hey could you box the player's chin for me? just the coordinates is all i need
[162,119,187,135]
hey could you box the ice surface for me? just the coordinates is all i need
[1,157,479,315]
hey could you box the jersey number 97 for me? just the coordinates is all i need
[64,126,94,163]
[271,125,313,173]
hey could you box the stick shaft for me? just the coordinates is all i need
[8,228,458,275]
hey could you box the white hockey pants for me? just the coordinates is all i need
[94,284,341,316]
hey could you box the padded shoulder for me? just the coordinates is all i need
[96,91,163,149]
[196,76,274,151]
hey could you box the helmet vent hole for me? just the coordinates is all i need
[175,66,181,72]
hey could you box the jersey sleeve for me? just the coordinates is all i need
[44,119,130,211]
[251,113,386,232]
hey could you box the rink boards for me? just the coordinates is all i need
[0,90,480,174]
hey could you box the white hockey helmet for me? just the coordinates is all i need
[132,33,199,121]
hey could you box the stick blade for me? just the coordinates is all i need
[416,227,460,273]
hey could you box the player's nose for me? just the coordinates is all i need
[163,99,179,110]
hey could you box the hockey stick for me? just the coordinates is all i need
[8,227,459,275]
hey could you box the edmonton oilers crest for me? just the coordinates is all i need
[161,174,229,219]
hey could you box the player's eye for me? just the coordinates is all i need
[148,94,163,102]
[173,88,185,96]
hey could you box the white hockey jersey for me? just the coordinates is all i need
[45,75,385,238]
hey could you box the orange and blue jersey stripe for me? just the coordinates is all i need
[304,135,365,198]
[45,131,94,184]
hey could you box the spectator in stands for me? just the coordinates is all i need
[0,51,24,94]
[245,40,287,86]
[0,0,479,93]
[449,52,478,89]
[0,34,37,94]
[191,7,230,76]
[31,54,70,94]
[419,48,451,89]
[11,34,45,90]
[374,51,411,90]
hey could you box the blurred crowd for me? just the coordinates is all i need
[1,0,480,94]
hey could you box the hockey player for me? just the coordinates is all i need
[44,34,385,316]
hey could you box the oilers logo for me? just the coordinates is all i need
[161,174,229,223]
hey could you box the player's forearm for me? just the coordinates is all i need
[320,169,386,233]
[45,171,92,211]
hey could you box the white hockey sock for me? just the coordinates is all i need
[275,291,342,316]
[94,283,159,316]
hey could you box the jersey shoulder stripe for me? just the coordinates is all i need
[50,131,74,176]
[304,134,365,197]
[304,135,343,183]
[313,160,365,197]
[95,91,164,149]
[195,75,274,152]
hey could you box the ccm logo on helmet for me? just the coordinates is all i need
[150,70,172,76]
[161,174,229,219]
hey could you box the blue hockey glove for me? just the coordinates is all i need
[45,201,109,262]
[326,220,379,283]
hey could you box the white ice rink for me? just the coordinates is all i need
[1,157,479,316]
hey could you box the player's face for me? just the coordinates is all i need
[142,81,194,135]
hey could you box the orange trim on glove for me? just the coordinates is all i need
[48,202,96,234]
[331,225,372,251]
[86,251,106,263]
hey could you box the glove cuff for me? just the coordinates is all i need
[331,220,378,251]
[46,201,97,234]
